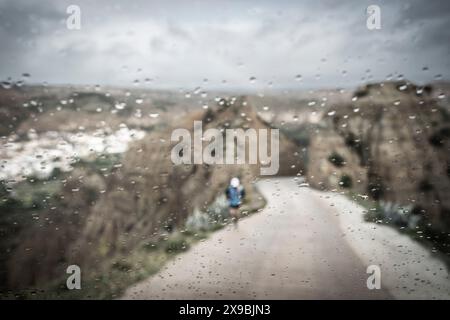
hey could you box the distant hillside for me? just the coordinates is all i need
[0,85,195,137]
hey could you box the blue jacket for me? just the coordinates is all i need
[225,185,245,207]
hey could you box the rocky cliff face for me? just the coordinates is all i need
[308,81,450,231]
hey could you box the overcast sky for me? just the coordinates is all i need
[0,0,449,90]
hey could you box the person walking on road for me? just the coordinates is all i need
[225,177,245,227]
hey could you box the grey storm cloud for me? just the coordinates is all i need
[0,0,449,89]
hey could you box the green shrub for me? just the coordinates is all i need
[339,175,353,188]
[142,241,159,251]
[418,180,433,192]
[164,233,190,253]
[368,182,384,200]
[328,152,345,167]
[112,260,133,272]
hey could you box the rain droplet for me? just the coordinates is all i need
[115,102,126,110]
[298,182,309,188]
[1,81,13,89]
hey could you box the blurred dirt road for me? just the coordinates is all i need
[123,178,450,299]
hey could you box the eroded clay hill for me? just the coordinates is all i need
[308,81,450,231]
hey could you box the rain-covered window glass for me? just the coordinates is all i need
[0,0,449,304]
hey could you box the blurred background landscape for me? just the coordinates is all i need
[0,0,449,299]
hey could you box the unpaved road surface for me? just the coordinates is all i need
[123,178,450,299]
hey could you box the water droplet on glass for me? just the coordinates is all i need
[1,81,13,89]
[115,102,126,110]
